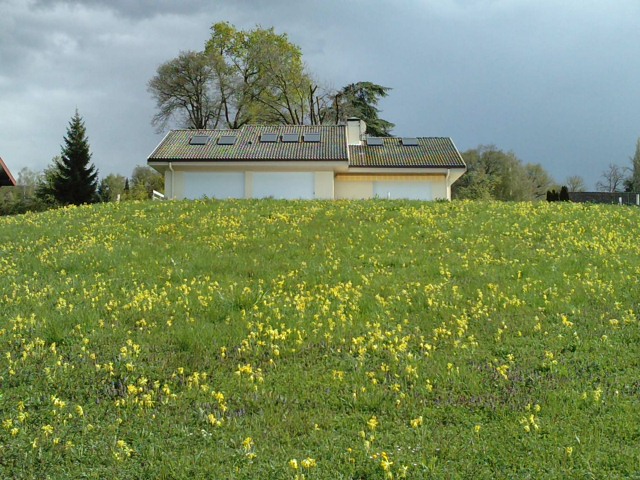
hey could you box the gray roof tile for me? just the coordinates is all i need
[349,137,466,168]
[149,125,348,162]
[148,126,466,169]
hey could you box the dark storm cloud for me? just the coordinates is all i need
[30,0,211,19]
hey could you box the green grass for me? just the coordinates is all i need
[1,199,640,478]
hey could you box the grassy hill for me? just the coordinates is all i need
[1,199,640,479]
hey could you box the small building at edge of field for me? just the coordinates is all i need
[0,157,16,187]
[147,118,466,201]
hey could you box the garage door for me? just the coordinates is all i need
[373,181,432,200]
[183,172,245,199]
[253,172,315,199]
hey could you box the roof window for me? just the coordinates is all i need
[189,135,210,145]
[260,133,278,143]
[303,133,321,143]
[218,135,237,145]
[401,138,419,146]
[282,133,299,143]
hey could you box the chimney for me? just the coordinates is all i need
[346,117,367,145]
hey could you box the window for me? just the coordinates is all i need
[189,135,209,145]
[260,133,278,143]
[218,135,237,145]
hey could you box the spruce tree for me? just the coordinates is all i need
[52,110,98,205]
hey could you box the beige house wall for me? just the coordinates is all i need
[335,180,373,199]
[158,163,464,201]
[165,170,186,199]
[335,174,449,200]
[314,171,334,199]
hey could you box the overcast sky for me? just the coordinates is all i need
[2,0,640,189]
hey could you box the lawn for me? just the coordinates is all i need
[1,199,639,479]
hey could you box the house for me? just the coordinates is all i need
[0,157,16,187]
[147,119,466,201]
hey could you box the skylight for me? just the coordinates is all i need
[260,133,278,143]
[189,135,210,145]
[401,138,419,146]
[282,133,299,143]
[303,133,321,143]
[218,135,237,145]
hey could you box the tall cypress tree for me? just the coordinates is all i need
[52,110,99,205]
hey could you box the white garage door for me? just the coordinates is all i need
[183,172,245,199]
[253,172,315,199]
[373,181,432,200]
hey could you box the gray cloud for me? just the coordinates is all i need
[30,0,212,19]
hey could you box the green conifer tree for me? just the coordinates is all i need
[52,110,99,205]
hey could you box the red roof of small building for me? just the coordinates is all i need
[0,157,16,187]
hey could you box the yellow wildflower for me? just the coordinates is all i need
[301,457,317,468]
[367,416,379,431]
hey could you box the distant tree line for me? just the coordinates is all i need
[451,145,558,201]
[0,165,163,216]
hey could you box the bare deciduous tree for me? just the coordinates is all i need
[596,164,627,192]
[565,175,586,192]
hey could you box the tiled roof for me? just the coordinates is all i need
[0,157,16,187]
[147,125,466,170]
[148,125,348,162]
[349,138,466,168]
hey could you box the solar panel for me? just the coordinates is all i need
[282,133,299,143]
[260,133,278,143]
[218,135,237,145]
[401,137,419,146]
[303,133,321,143]
[367,137,384,146]
[189,135,210,145]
